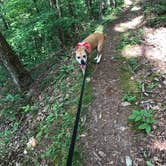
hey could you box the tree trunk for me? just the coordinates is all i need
[67,0,74,16]
[85,0,93,18]
[49,0,64,46]
[99,0,105,20]
[0,32,32,91]
[49,0,62,17]
[32,0,40,13]
[110,0,116,8]
[0,13,9,30]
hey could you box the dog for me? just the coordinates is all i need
[75,32,105,74]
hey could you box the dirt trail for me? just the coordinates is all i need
[82,1,146,165]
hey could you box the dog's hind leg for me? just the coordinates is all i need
[95,42,103,64]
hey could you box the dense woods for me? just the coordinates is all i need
[0,0,123,90]
[0,0,165,165]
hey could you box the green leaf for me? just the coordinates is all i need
[146,160,153,166]
[135,116,142,122]
[133,110,140,115]
[145,125,151,134]
[128,114,137,120]
[138,123,148,129]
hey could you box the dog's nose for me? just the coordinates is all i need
[81,59,85,65]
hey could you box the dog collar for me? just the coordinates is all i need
[76,42,91,52]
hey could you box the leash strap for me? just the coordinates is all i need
[66,67,87,166]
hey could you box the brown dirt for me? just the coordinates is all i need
[81,1,166,165]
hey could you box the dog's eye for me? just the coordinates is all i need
[83,55,86,58]
[77,56,80,59]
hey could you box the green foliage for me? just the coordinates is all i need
[0,122,20,158]
[129,109,156,134]
[117,30,143,51]
[126,58,140,73]
[0,0,125,69]
[143,0,166,27]
[0,93,23,121]
[147,82,159,90]
[0,129,12,157]
[123,93,136,103]
[0,66,7,86]
[0,0,125,164]
[33,66,82,165]
[146,160,153,166]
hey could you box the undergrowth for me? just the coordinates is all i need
[129,109,156,134]
[0,56,93,165]
[142,0,166,27]
[116,19,158,135]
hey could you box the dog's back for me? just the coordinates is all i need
[83,32,105,50]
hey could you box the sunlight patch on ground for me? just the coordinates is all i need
[131,6,141,11]
[143,27,166,73]
[114,15,143,32]
[95,25,104,33]
[122,44,142,58]
[153,140,166,151]
[124,0,133,7]
[121,27,166,73]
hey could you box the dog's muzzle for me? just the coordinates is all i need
[81,59,86,65]
[80,60,86,72]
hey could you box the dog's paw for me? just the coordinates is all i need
[96,57,101,63]
[94,56,98,61]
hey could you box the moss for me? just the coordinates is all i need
[120,72,138,92]
[119,59,139,93]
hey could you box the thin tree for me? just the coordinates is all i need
[85,0,93,18]
[0,32,32,91]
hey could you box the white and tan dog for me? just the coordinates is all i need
[75,32,105,74]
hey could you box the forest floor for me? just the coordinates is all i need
[81,0,166,165]
[0,0,166,166]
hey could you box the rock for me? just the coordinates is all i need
[98,151,106,158]
[26,137,38,149]
[16,162,21,166]
[121,102,131,107]
[125,156,132,166]
[119,126,126,131]
[163,80,166,85]
[86,77,91,82]
[130,76,134,80]
[154,77,159,81]
[23,149,28,154]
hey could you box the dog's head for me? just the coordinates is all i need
[75,46,88,65]
[75,42,91,74]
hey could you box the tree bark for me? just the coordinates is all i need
[67,0,74,16]
[49,0,62,17]
[32,0,40,13]
[99,0,105,20]
[85,0,93,18]
[0,32,32,91]
[110,0,116,8]
[0,13,9,30]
